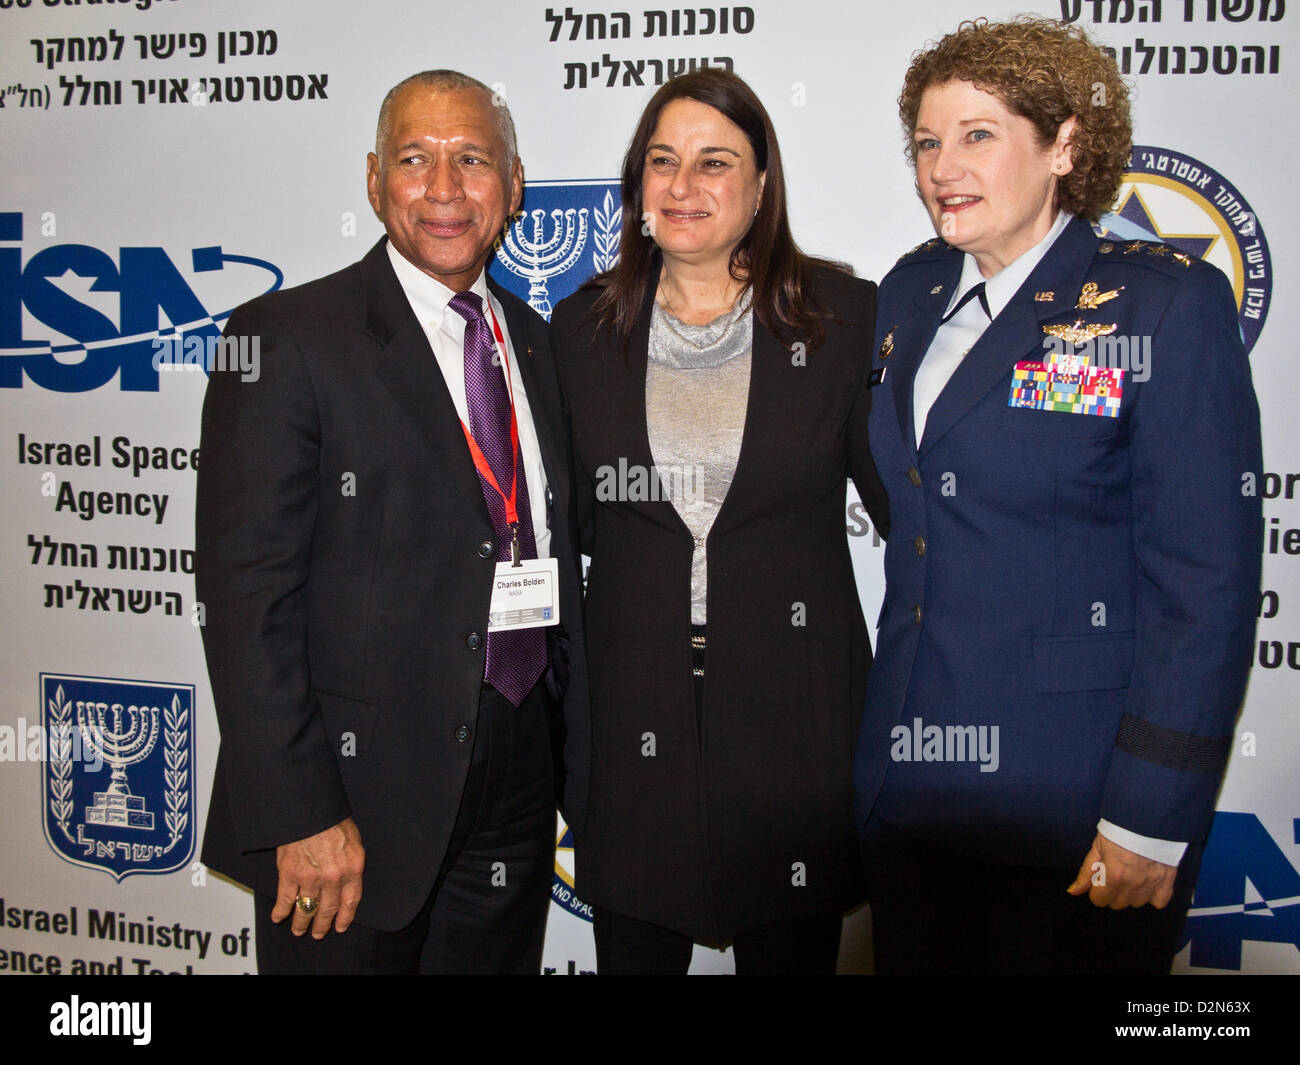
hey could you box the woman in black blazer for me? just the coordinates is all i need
[550,69,888,974]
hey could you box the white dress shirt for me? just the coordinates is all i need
[909,212,1185,868]
[913,210,1072,447]
[386,242,551,560]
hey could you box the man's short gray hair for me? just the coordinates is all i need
[374,70,517,168]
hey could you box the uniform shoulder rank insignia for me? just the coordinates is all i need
[1147,244,1170,257]
[1123,241,1146,254]
[1034,291,1055,302]
[1042,319,1118,344]
[898,237,942,262]
[1075,282,1124,310]
[1171,251,1193,266]
[929,284,943,295]
[879,329,895,358]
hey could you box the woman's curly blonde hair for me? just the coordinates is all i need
[899,16,1131,220]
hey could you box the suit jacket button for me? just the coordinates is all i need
[454,724,472,743]
[908,467,922,486]
[466,632,482,650]
[912,605,922,624]
[477,539,494,559]
[913,535,926,556]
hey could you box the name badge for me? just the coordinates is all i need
[488,556,560,631]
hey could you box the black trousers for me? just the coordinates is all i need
[590,628,843,975]
[865,816,1201,975]
[593,905,843,975]
[254,683,555,974]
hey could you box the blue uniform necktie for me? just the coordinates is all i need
[942,281,990,323]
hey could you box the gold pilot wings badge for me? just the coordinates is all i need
[1042,319,1119,345]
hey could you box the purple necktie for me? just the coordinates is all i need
[448,290,546,706]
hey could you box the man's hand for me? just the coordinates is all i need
[1067,832,1177,910]
[271,817,365,938]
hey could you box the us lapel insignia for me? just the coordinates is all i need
[879,330,895,358]
[929,285,944,296]
[1042,319,1118,345]
[526,344,534,358]
[1075,282,1124,310]
[1034,291,1055,302]
[1172,252,1192,267]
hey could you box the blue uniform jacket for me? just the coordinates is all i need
[853,216,1263,867]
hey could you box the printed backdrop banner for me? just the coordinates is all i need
[0,0,1294,976]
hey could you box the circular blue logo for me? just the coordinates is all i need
[1100,146,1271,355]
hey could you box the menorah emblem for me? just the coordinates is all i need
[496,208,589,318]
[76,700,161,830]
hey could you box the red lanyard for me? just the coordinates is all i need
[459,303,522,527]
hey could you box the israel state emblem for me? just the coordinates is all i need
[41,674,195,880]
[490,179,622,320]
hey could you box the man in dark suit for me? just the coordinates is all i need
[196,70,588,974]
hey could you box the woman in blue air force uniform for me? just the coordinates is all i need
[853,16,1263,973]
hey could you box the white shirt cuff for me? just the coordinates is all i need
[1096,820,1187,866]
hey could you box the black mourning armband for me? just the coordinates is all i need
[1115,713,1232,773]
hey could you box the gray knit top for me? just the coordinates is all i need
[645,291,753,626]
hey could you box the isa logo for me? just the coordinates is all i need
[490,180,621,320]
[552,816,593,922]
[0,211,282,391]
[1097,146,1271,355]
[1179,811,1300,970]
[41,673,195,880]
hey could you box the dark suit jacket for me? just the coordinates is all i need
[196,237,589,931]
[550,268,889,942]
[854,217,1262,867]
